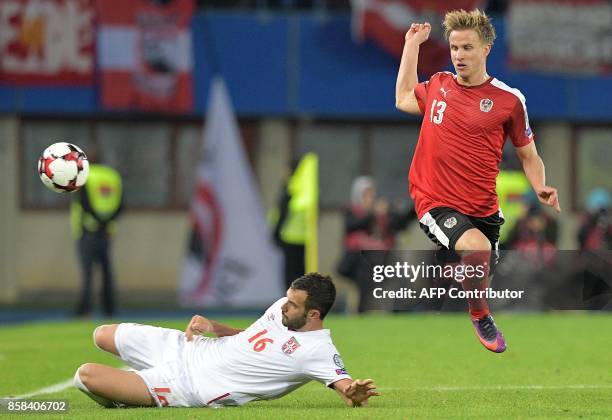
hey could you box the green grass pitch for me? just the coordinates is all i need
[1,313,612,419]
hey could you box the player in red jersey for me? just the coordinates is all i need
[395,9,560,353]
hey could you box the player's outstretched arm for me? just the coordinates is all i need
[184,315,244,340]
[515,142,561,213]
[332,378,380,407]
[395,22,431,115]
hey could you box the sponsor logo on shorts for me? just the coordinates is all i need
[282,336,300,354]
[444,217,457,229]
[333,354,345,368]
[335,368,349,375]
[480,98,493,112]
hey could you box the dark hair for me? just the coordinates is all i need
[290,273,336,320]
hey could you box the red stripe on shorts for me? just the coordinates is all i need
[206,392,230,405]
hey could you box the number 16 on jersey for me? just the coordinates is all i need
[248,330,274,352]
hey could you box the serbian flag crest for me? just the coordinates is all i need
[96,0,194,112]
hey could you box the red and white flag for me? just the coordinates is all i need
[179,77,283,308]
[508,0,612,75]
[96,0,194,112]
[351,0,482,77]
[0,0,95,85]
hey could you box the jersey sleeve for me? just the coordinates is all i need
[414,72,443,114]
[507,94,534,148]
[302,342,352,387]
[413,79,430,114]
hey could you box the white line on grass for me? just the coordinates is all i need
[378,384,612,392]
[6,379,75,400]
[7,379,612,400]
[306,384,612,392]
[4,366,130,400]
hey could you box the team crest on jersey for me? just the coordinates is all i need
[480,98,493,112]
[444,217,457,229]
[333,354,345,368]
[282,336,300,354]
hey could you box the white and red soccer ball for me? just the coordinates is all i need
[38,142,89,193]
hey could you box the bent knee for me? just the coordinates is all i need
[466,238,491,252]
[76,363,95,378]
[94,324,119,354]
[76,363,97,387]
[456,229,492,252]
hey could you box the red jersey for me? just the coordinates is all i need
[409,72,534,218]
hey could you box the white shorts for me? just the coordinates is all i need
[114,323,201,407]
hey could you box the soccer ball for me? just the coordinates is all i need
[38,142,89,193]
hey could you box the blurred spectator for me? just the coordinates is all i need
[337,176,415,313]
[497,151,530,245]
[272,155,318,289]
[503,200,558,266]
[71,151,124,318]
[573,189,612,311]
[578,188,612,251]
[272,158,305,289]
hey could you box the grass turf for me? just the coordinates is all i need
[1,313,612,419]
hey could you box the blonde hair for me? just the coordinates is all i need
[443,9,496,45]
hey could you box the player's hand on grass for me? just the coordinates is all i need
[185,315,214,341]
[536,186,561,213]
[344,379,380,407]
[405,22,431,44]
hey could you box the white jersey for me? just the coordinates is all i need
[183,298,351,406]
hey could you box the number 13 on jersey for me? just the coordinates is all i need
[430,99,447,124]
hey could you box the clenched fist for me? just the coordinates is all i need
[405,22,431,45]
[185,315,214,341]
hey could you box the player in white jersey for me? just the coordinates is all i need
[74,273,380,408]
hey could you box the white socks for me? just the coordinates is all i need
[92,327,102,350]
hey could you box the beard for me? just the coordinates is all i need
[282,311,308,330]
